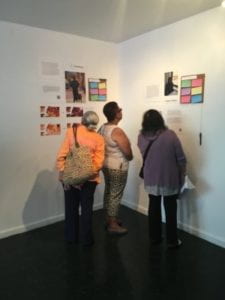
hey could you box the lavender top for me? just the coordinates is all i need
[138,129,186,196]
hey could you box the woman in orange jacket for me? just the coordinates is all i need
[56,111,105,246]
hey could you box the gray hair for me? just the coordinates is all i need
[81,111,99,130]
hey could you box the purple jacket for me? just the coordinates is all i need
[138,129,186,195]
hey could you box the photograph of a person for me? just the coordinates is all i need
[164,71,178,96]
[66,106,83,117]
[65,71,86,103]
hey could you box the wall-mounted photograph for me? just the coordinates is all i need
[40,106,60,117]
[66,106,83,117]
[180,74,205,104]
[164,71,178,96]
[65,71,86,103]
[88,78,107,101]
[40,124,61,136]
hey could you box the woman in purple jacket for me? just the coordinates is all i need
[138,110,186,248]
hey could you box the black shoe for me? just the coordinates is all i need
[150,238,162,245]
[167,239,182,249]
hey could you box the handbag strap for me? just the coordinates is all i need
[72,125,80,148]
[142,135,160,164]
[142,140,154,162]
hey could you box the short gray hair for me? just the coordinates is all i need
[81,111,99,130]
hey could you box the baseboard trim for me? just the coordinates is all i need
[122,200,148,215]
[93,202,104,211]
[0,202,104,240]
[177,222,225,249]
[0,214,64,240]
[1,201,224,248]
[122,200,225,249]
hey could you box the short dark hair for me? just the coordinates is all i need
[103,101,119,122]
[141,109,166,134]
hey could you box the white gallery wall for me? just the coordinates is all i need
[119,7,225,248]
[0,21,119,238]
[0,6,225,248]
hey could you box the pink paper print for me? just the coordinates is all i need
[181,95,191,103]
[192,79,203,87]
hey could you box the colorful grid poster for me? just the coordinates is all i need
[180,74,205,104]
[88,78,107,101]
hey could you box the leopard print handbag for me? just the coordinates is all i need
[62,126,95,185]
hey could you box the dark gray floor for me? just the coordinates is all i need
[0,206,224,299]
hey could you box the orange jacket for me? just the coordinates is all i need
[56,125,105,183]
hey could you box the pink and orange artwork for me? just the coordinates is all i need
[40,124,61,136]
[66,106,83,117]
[40,106,60,117]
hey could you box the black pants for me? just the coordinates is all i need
[64,181,97,245]
[148,194,178,243]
